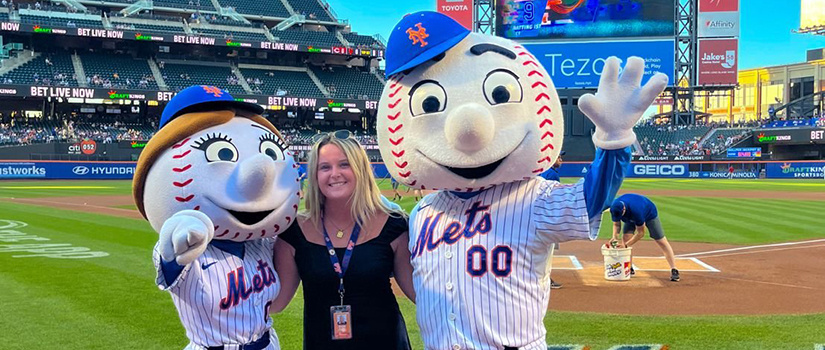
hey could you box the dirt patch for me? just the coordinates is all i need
[621,189,825,201]
[12,193,825,316]
[548,240,825,315]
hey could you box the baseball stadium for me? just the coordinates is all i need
[1,0,824,349]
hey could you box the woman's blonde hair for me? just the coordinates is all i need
[302,133,405,229]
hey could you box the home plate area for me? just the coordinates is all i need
[551,255,718,287]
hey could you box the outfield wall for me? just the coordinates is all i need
[2,160,824,180]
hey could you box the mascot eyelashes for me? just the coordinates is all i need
[133,85,300,350]
[377,12,667,350]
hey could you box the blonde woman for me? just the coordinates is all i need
[271,130,415,350]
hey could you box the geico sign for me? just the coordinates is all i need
[633,164,686,176]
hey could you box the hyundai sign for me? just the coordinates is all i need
[523,40,675,88]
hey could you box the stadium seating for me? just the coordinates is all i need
[635,124,711,155]
[153,0,216,12]
[215,0,291,18]
[20,13,104,29]
[287,0,334,22]
[0,12,9,22]
[160,63,246,94]
[270,28,341,47]
[109,20,185,34]
[206,17,257,27]
[79,53,158,90]
[240,68,323,97]
[1,53,78,86]
[193,28,269,42]
[309,66,383,100]
[341,33,381,47]
[761,117,819,128]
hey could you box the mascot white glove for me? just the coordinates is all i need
[158,210,215,265]
[579,56,669,150]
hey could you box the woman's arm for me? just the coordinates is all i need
[270,239,300,313]
[391,231,416,303]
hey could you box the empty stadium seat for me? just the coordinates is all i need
[1,53,77,86]
[270,28,341,47]
[309,66,383,100]
[216,0,291,18]
[80,53,158,90]
[287,0,334,22]
[240,68,323,97]
[161,63,246,94]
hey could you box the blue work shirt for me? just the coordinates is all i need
[611,193,658,225]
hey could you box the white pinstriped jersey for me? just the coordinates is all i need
[409,178,600,350]
[153,238,281,350]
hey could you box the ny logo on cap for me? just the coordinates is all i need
[406,23,429,47]
[202,85,224,97]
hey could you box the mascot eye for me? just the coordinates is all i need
[483,70,522,105]
[193,133,238,163]
[409,80,447,117]
[259,134,287,161]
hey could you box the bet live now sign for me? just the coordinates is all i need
[522,40,675,89]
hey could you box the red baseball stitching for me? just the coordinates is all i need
[533,168,544,174]
[175,194,194,202]
[172,150,191,159]
[516,46,557,160]
[383,72,420,189]
[388,124,403,133]
[173,179,193,187]
[535,93,550,102]
[246,232,254,239]
[260,230,267,238]
[172,138,191,149]
[273,224,280,233]
[232,232,240,239]
[216,229,229,237]
[173,164,191,172]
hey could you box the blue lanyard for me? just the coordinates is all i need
[321,216,361,305]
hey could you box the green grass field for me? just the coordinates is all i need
[0,178,823,349]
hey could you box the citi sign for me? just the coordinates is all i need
[633,164,686,176]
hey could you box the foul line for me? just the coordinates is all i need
[9,198,136,213]
[676,239,825,258]
[693,244,825,259]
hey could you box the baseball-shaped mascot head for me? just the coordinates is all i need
[377,11,564,192]
[133,85,300,241]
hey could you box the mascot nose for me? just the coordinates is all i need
[235,154,277,201]
[444,103,495,153]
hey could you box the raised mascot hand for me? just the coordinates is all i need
[579,56,669,150]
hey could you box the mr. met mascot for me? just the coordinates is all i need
[133,85,300,350]
[376,12,667,350]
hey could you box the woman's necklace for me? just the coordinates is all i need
[328,218,350,238]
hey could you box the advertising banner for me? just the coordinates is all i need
[628,163,689,178]
[697,38,738,86]
[755,128,825,145]
[437,0,474,30]
[633,154,709,162]
[0,162,135,179]
[726,147,761,158]
[0,22,383,58]
[692,171,757,179]
[0,85,380,110]
[698,11,739,37]
[496,0,675,40]
[766,162,825,179]
[523,40,675,88]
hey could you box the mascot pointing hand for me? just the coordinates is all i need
[377,12,667,350]
[133,85,300,350]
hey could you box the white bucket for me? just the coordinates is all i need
[601,245,632,281]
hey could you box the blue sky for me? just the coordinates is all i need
[326,0,825,70]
